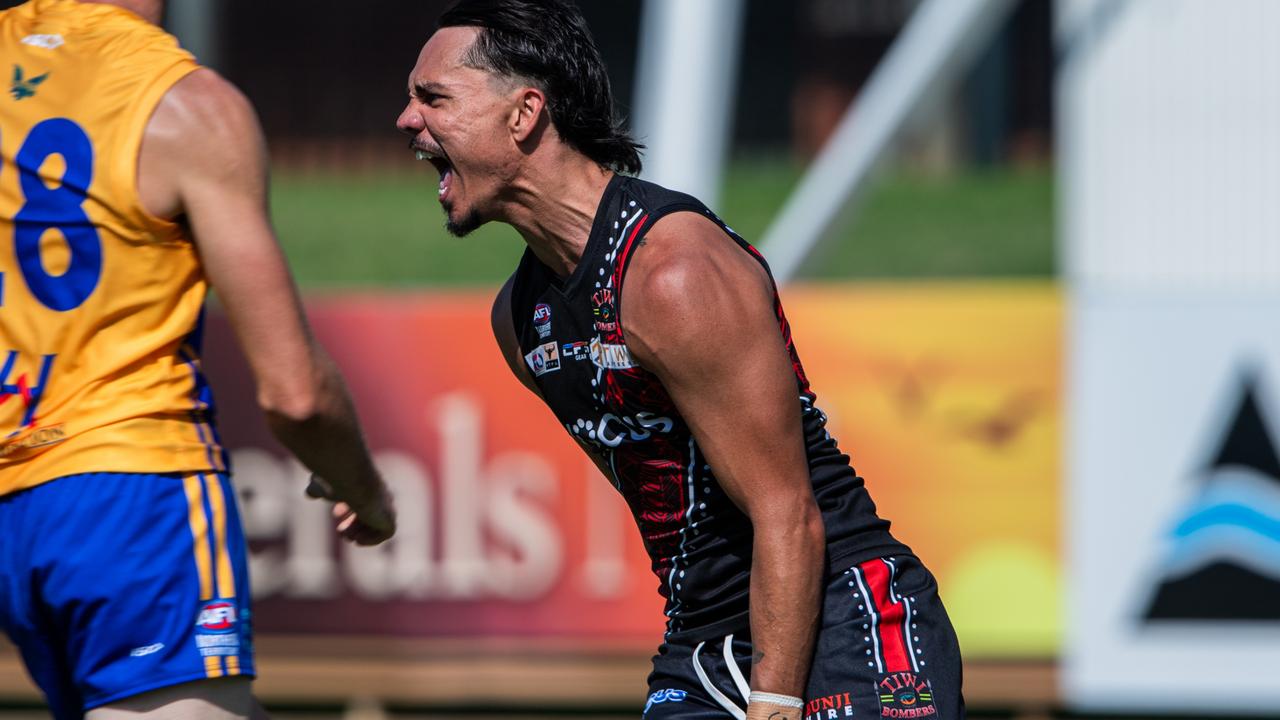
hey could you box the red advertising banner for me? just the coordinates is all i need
[203,284,1061,654]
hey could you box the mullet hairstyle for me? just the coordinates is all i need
[438,0,643,175]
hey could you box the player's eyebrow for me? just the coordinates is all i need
[411,81,450,98]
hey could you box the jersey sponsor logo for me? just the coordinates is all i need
[589,337,637,370]
[533,303,553,339]
[10,65,49,100]
[645,689,687,714]
[805,691,855,720]
[195,601,238,633]
[877,672,935,718]
[20,34,64,50]
[562,341,590,361]
[524,342,561,378]
[570,411,674,448]
[592,288,617,333]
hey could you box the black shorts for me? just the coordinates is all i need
[644,555,963,720]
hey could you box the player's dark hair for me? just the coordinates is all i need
[438,0,643,175]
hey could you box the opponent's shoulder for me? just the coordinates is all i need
[154,68,260,139]
[147,68,265,174]
[139,68,264,218]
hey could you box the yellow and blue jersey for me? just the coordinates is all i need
[0,0,224,494]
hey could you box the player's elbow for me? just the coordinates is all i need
[257,382,324,426]
[797,501,826,552]
[255,348,343,425]
[751,493,826,552]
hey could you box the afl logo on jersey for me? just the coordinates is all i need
[533,303,553,339]
[195,602,237,633]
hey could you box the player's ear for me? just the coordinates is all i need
[509,86,547,143]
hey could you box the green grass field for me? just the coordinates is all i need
[270,156,1053,289]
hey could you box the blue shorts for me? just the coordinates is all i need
[0,472,255,719]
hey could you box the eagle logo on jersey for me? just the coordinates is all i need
[10,65,50,101]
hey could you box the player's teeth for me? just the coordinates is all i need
[416,150,430,161]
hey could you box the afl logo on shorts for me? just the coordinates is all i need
[533,303,553,338]
[195,601,237,634]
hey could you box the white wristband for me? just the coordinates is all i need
[749,691,804,708]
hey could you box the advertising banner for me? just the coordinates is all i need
[1065,298,1280,711]
[203,284,1061,655]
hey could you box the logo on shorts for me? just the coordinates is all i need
[194,601,243,657]
[876,672,935,718]
[129,643,165,658]
[806,691,855,720]
[195,601,237,633]
[645,689,687,715]
[592,288,617,333]
[533,303,553,338]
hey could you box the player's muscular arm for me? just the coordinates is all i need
[138,69,393,545]
[623,214,826,717]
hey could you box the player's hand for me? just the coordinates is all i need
[306,475,397,546]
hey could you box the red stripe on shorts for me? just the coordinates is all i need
[861,559,911,672]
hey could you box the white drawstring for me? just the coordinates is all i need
[692,639,747,720]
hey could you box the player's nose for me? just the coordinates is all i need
[396,102,424,137]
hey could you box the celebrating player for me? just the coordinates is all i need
[0,1,394,718]
[396,1,963,718]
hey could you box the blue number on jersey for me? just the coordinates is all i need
[1,119,103,311]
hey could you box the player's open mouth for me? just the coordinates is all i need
[414,147,454,203]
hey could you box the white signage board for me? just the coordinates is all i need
[1066,301,1280,712]
[1060,0,1280,711]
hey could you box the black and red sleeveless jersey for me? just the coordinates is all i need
[509,175,908,640]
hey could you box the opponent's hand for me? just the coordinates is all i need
[306,475,397,546]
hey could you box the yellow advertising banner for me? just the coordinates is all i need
[782,283,1061,656]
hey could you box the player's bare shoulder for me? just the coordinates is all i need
[491,272,540,395]
[622,211,773,364]
[138,69,267,220]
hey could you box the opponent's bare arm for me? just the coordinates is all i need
[623,214,826,719]
[138,69,393,546]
